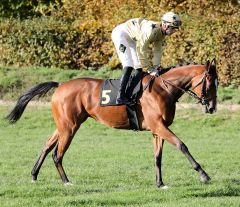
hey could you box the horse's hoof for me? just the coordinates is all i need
[64,182,73,186]
[200,173,211,183]
[157,183,168,189]
[159,185,169,190]
[31,179,37,184]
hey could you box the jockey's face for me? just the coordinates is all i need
[161,22,179,36]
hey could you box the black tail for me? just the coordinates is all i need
[6,81,59,123]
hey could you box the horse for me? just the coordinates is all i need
[6,58,218,188]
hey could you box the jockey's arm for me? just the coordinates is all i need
[152,40,165,67]
[136,22,156,71]
[137,40,152,71]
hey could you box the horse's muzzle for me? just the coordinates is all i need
[204,105,217,114]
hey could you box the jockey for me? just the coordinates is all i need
[112,11,181,105]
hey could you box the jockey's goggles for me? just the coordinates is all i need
[163,20,182,28]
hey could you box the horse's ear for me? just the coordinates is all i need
[206,60,211,71]
[208,58,217,75]
[206,60,210,66]
[210,58,216,67]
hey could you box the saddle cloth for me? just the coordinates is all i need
[99,72,143,130]
[100,73,142,106]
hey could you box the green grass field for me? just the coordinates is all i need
[0,105,240,207]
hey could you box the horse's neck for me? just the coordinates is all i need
[159,66,205,100]
[163,66,204,86]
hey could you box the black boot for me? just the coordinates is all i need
[133,68,143,79]
[116,66,133,105]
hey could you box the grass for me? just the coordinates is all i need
[0,66,122,100]
[0,105,239,207]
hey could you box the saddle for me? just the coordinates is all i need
[100,72,144,130]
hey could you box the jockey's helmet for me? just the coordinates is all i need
[161,12,182,28]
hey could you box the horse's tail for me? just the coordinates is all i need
[6,81,59,123]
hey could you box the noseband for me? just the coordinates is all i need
[160,72,216,105]
[192,72,218,105]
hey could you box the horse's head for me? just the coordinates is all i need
[191,59,218,114]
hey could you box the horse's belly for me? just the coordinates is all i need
[90,105,131,129]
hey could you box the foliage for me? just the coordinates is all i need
[0,17,112,69]
[0,0,62,18]
[0,0,240,85]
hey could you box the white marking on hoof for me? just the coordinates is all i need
[31,180,37,184]
[200,175,211,183]
[160,185,169,190]
[64,182,73,186]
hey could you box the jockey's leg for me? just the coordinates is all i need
[112,24,136,105]
[134,68,143,75]
[116,66,133,105]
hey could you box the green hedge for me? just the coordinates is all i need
[0,0,62,18]
[0,17,112,69]
[0,0,240,85]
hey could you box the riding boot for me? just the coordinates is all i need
[130,68,143,88]
[134,68,143,79]
[116,66,133,105]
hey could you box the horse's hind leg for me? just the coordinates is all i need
[52,129,78,184]
[51,96,88,184]
[31,130,59,182]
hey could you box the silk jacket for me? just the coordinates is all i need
[124,18,166,70]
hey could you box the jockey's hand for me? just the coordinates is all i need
[153,65,162,71]
[149,70,158,77]
[148,65,162,77]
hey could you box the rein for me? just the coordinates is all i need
[142,69,216,106]
[142,75,204,103]
[159,72,209,105]
[143,76,155,91]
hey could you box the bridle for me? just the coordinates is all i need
[159,71,217,105]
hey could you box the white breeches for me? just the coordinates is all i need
[112,24,141,69]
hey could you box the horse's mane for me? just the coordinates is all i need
[141,61,202,78]
[161,61,200,74]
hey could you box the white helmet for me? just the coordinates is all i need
[161,12,182,28]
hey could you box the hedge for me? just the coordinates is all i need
[0,0,239,85]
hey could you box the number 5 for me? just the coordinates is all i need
[101,90,111,104]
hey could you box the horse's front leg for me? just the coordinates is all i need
[153,134,167,188]
[154,122,211,184]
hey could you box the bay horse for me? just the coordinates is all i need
[6,59,218,188]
